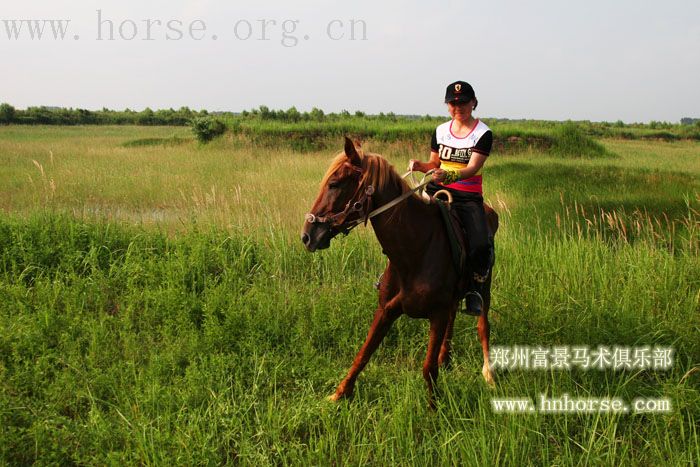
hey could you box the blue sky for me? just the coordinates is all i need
[1,0,698,122]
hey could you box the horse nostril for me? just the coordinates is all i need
[301,232,310,245]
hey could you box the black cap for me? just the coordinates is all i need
[444,81,475,103]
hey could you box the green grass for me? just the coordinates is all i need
[224,117,611,155]
[219,115,700,154]
[0,125,698,465]
[120,136,190,148]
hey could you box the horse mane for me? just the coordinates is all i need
[320,151,415,198]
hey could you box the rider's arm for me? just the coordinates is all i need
[455,152,487,180]
[454,130,491,179]
[410,151,440,172]
[409,130,442,172]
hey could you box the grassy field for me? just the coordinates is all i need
[0,125,698,465]
[221,116,700,153]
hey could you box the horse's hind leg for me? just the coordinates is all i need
[478,280,495,386]
[424,314,448,409]
[328,298,401,401]
[438,304,457,368]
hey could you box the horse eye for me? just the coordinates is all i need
[328,181,340,189]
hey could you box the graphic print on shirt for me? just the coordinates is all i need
[431,119,493,194]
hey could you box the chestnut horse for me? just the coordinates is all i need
[301,137,498,407]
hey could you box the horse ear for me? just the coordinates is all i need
[344,136,362,167]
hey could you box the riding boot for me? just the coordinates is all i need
[463,272,488,316]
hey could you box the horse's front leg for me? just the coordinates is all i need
[424,314,448,409]
[328,298,401,401]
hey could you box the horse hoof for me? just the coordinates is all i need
[482,367,496,387]
[327,392,345,402]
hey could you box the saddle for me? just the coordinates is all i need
[434,199,467,276]
[432,194,498,297]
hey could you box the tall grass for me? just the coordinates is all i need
[225,118,604,156]
[0,126,698,464]
[0,209,697,465]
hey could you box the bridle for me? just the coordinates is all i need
[305,166,435,237]
[304,165,376,237]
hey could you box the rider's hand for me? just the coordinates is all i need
[432,168,446,183]
[408,159,420,172]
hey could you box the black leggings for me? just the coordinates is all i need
[427,182,491,277]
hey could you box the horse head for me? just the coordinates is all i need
[301,137,373,252]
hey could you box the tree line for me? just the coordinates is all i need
[0,103,432,126]
[0,103,213,126]
[1,103,697,130]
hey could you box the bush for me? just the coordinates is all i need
[551,122,611,158]
[0,103,16,124]
[136,108,155,125]
[190,117,226,143]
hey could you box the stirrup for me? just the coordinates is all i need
[374,272,384,290]
[462,291,483,316]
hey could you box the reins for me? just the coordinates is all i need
[305,168,435,236]
[343,169,435,230]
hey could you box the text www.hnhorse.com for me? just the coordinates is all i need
[491,395,671,414]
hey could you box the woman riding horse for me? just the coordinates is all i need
[409,80,493,316]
